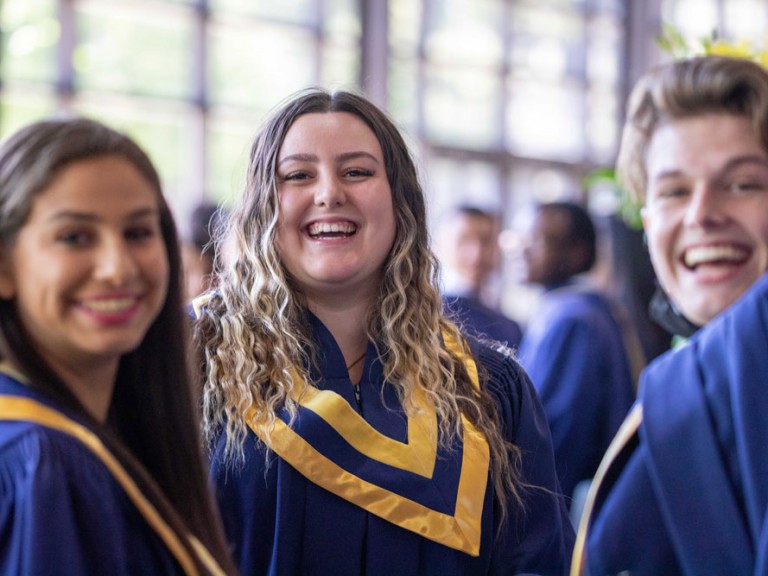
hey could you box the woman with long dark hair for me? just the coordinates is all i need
[0,117,236,575]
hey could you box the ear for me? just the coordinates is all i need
[0,249,17,299]
[640,206,649,231]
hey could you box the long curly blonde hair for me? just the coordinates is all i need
[195,88,522,516]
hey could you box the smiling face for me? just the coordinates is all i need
[0,155,169,380]
[275,112,396,306]
[643,113,768,325]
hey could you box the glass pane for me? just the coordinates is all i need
[662,0,718,39]
[206,114,262,206]
[425,66,501,147]
[587,87,618,162]
[209,0,317,24]
[74,97,192,213]
[424,0,504,67]
[208,22,316,110]
[321,44,360,89]
[1,0,58,84]
[75,3,194,99]
[587,14,621,84]
[533,0,587,6]
[724,0,768,43]
[325,0,360,40]
[388,56,419,133]
[592,0,623,10]
[510,5,585,80]
[506,79,585,161]
[0,90,57,140]
[425,157,502,222]
[389,0,422,55]
[508,165,581,209]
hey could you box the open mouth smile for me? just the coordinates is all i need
[307,221,357,239]
[682,244,749,270]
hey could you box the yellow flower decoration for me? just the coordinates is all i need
[658,23,768,69]
[706,39,755,59]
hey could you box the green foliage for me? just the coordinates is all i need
[583,167,643,230]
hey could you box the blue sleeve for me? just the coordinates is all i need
[520,308,632,498]
[210,430,280,575]
[477,342,575,576]
[586,440,682,575]
[0,425,180,575]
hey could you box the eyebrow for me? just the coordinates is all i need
[47,207,160,223]
[653,155,768,181]
[278,151,381,167]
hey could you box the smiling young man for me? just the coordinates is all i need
[573,56,768,575]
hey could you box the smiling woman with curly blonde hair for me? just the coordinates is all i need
[194,87,573,576]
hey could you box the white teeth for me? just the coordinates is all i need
[684,245,748,268]
[83,298,135,313]
[307,222,356,237]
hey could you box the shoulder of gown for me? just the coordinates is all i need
[0,386,182,575]
[468,337,576,575]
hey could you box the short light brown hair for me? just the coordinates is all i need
[617,55,768,203]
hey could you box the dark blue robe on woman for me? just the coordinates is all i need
[0,373,186,575]
[211,313,574,575]
[582,272,768,575]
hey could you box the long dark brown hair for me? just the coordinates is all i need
[0,117,236,574]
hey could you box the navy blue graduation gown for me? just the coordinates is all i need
[585,272,768,575]
[211,314,574,575]
[442,295,523,349]
[0,374,185,575]
[519,286,635,498]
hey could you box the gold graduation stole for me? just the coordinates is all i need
[0,364,226,576]
[245,329,491,557]
[570,403,643,575]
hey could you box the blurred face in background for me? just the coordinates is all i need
[643,113,768,326]
[439,210,500,294]
[522,207,577,288]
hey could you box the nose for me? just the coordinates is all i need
[314,174,346,208]
[463,239,484,266]
[94,237,139,285]
[684,183,727,227]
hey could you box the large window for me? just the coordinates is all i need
[0,0,361,223]
[387,0,625,229]
[0,0,635,253]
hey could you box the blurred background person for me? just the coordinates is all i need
[518,201,636,507]
[181,201,228,302]
[436,204,522,348]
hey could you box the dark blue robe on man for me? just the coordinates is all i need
[211,313,574,576]
[519,285,635,499]
[0,373,185,575]
[583,271,768,575]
